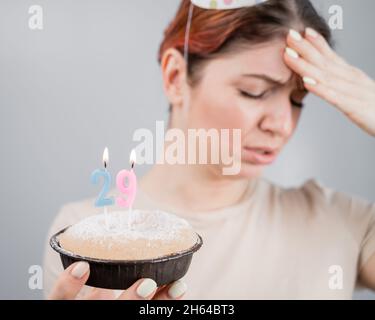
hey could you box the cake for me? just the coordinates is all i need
[50,209,203,289]
[58,210,199,260]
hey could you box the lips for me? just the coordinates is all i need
[242,146,279,165]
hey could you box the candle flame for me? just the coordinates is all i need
[103,147,109,168]
[130,149,136,167]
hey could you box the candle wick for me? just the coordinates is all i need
[131,162,134,169]
[104,161,107,169]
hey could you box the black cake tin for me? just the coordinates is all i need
[50,227,203,290]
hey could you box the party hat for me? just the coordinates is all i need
[191,0,268,10]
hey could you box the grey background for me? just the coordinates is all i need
[0,0,374,299]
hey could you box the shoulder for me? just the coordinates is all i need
[256,178,327,208]
[293,179,374,218]
[279,178,332,211]
[259,177,374,219]
[266,178,375,237]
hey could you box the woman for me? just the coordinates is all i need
[44,0,375,300]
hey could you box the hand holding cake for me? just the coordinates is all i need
[48,261,188,300]
[49,148,203,298]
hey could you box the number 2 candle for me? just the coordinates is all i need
[91,147,114,229]
[91,147,115,207]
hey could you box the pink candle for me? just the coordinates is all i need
[116,150,137,209]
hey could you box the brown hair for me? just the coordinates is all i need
[159,0,332,84]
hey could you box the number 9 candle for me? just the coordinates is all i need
[116,150,137,228]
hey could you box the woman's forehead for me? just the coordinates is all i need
[212,39,293,83]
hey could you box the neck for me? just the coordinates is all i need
[140,162,251,214]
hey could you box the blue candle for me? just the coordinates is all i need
[91,147,115,207]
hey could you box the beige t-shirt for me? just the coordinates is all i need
[43,178,375,299]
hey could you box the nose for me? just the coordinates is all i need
[258,96,294,137]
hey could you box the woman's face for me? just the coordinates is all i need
[185,38,307,179]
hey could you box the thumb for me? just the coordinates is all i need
[48,261,90,300]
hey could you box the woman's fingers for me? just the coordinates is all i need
[284,48,322,83]
[286,29,353,84]
[118,278,187,300]
[304,79,375,136]
[153,280,188,300]
[48,262,90,300]
[301,80,361,115]
[284,27,375,136]
[48,263,186,301]
[284,47,365,99]
[304,27,347,66]
[118,278,158,300]
[48,259,187,301]
[287,29,325,68]
[285,49,363,114]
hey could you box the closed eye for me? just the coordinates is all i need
[239,90,266,100]
[239,90,305,108]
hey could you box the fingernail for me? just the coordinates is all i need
[306,27,318,38]
[285,47,299,59]
[168,280,187,299]
[303,76,317,86]
[71,262,89,279]
[289,29,302,41]
[136,279,157,298]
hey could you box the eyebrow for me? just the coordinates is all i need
[241,73,294,86]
